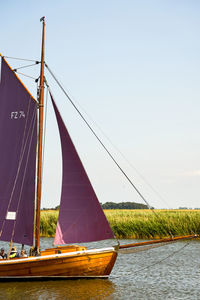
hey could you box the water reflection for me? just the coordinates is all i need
[0,239,200,299]
[0,279,116,300]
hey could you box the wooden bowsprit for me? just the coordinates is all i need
[118,234,198,253]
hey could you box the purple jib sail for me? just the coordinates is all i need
[50,94,114,244]
[0,58,37,246]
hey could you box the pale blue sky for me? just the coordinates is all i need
[1,1,200,208]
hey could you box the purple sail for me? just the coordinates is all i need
[0,58,37,246]
[51,94,114,245]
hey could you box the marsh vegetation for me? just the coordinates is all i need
[40,209,200,239]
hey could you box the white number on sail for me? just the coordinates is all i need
[10,111,25,119]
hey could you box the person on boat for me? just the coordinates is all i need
[20,249,28,257]
[9,247,20,259]
[0,248,7,259]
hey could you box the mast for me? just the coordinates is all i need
[35,17,45,253]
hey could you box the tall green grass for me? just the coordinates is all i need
[105,210,200,239]
[40,210,58,237]
[40,210,200,239]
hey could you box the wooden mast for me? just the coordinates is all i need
[35,17,45,254]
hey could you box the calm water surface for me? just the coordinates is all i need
[0,238,199,300]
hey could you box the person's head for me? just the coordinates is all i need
[0,248,4,254]
[11,247,17,253]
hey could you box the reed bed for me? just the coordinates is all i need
[40,210,59,237]
[40,210,200,239]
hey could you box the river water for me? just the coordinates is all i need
[0,238,199,300]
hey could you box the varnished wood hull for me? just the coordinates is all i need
[0,247,118,280]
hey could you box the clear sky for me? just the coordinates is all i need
[1,1,200,209]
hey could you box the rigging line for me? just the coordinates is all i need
[0,96,33,237]
[43,64,169,209]
[45,64,172,234]
[33,85,48,233]
[4,56,38,62]
[19,97,32,167]
[54,88,170,209]
[14,71,37,80]
[10,110,37,243]
[34,80,40,235]
[41,86,48,191]
[132,240,191,274]
[13,62,40,72]
[45,80,121,246]
[0,104,37,238]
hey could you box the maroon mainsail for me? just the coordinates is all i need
[51,94,114,245]
[0,58,37,246]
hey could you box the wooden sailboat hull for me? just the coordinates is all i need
[0,247,117,280]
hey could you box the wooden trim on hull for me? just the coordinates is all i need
[0,247,118,279]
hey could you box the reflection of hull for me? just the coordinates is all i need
[0,246,118,279]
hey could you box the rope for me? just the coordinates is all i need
[45,64,152,208]
[44,80,121,246]
[55,89,170,209]
[13,62,39,72]
[0,96,32,237]
[4,56,38,62]
[41,85,48,192]
[0,98,37,238]
[45,64,172,235]
[10,108,37,243]
[34,80,40,236]
[32,82,48,236]
[131,241,191,274]
[14,71,37,81]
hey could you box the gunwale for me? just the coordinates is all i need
[0,246,117,265]
[0,246,118,279]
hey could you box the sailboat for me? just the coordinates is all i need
[0,18,197,279]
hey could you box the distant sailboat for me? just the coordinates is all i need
[0,18,196,279]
